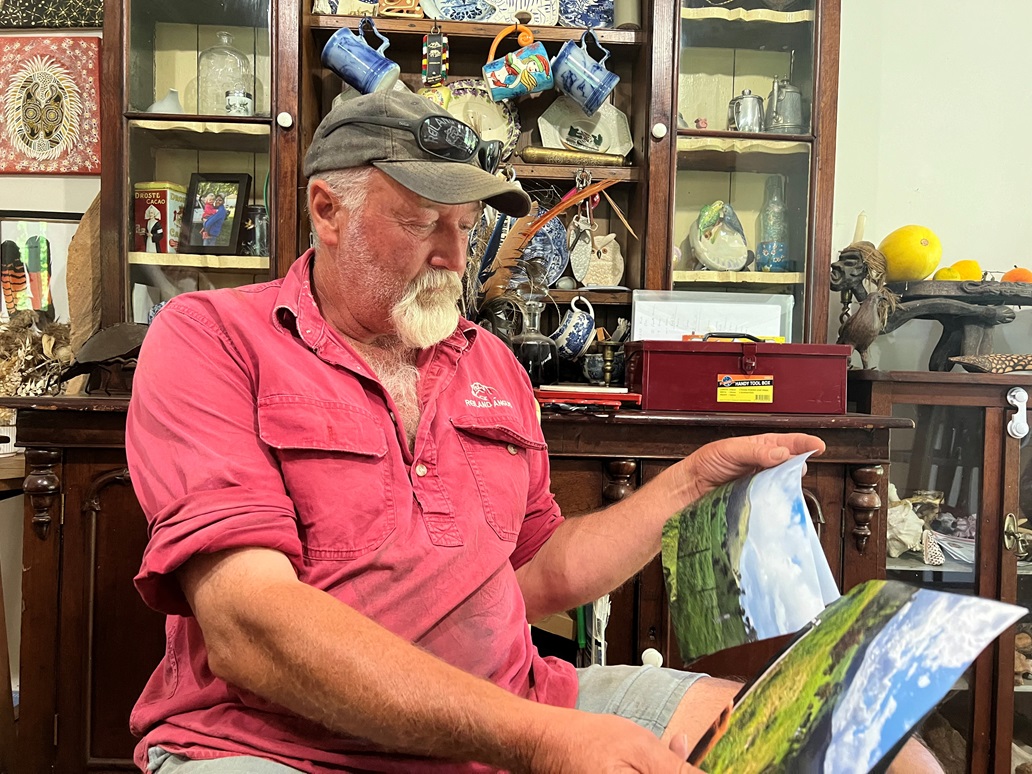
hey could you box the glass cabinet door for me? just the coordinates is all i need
[1010,437,1032,770]
[122,0,275,322]
[673,2,816,343]
[884,402,990,769]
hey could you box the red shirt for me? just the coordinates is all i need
[127,251,576,772]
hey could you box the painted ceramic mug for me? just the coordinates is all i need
[322,18,401,94]
[550,296,596,360]
[551,29,620,117]
[483,24,554,103]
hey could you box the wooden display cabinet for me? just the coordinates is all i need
[851,370,1032,774]
[99,0,301,327]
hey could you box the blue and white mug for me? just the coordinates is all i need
[550,29,620,117]
[322,18,401,94]
[550,295,596,360]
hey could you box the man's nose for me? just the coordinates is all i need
[428,226,470,274]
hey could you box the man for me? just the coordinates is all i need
[126,90,939,773]
[201,195,227,246]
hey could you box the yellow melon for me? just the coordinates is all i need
[878,225,943,282]
[949,259,983,281]
[933,267,961,281]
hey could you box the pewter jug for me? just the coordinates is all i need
[727,89,763,133]
[764,77,803,133]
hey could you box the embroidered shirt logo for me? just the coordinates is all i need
[466,382,513,408]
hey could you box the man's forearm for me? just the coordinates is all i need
[201,574,559,771]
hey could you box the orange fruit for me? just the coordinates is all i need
[879,225,943,282]
[949,259,983,281]
[1002,266,1032,283]
[933,267,961,281]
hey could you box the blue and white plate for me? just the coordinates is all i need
[487,0,559,25]
[558,0,613,27]
[436,0,497,21]
[522,216,570,288]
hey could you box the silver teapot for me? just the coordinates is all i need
[764,77,804,133]
[727,89,763,133]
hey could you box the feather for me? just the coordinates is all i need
[480,206,539,304]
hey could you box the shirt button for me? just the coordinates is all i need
[506,444,519,455]
[415,463,428,477]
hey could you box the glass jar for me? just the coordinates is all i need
[197,31,253,116]
[757,175,789,272]
[511,300,559,387]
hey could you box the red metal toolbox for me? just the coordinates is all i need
[624,338,852,414]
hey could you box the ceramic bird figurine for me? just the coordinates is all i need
[689,200,750,271]
[837,285,898,369]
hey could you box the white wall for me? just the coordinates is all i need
[832,0,1032,370]
[0,29,101,694]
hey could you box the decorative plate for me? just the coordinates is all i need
[558,0,613,27]
[446,79,520,160]
[487,0,559,25]
[314,0,378,14]
[538,96,633,157]
[434,0,497,21]
[510,216,570,289]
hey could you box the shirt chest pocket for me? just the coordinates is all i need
[258,397,396,561]
[451,414,546,542]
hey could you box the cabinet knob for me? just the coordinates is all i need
[651,122,668,140]
[276,111,294,129]
[641,647,663,668]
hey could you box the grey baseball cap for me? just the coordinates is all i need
[303,90,531,218]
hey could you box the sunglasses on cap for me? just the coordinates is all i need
[322,113,502,175]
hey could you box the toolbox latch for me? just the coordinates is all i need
[741,343,757,374]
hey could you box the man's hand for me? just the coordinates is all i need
[526,711,700,774]
[663,433,826,507]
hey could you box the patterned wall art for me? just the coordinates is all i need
[0,210,81,323]
[0,0,102,29]
[0,35,100,174]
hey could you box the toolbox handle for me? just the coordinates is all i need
[702,332,763,342]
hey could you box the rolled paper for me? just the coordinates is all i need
[853,210,866,243]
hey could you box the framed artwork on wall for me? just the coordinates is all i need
[0,35,100,174]
[181,173,252,255]
[0,0,102,29]
[0,210,82,324]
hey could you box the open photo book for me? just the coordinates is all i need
[661,454,1025,774]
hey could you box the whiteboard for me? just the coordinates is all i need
[630,289,795,342]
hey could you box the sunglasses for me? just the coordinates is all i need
[322,113,502,175]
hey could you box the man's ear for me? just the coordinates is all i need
[308,179,347,250]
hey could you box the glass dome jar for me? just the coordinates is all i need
[197,31,252,116]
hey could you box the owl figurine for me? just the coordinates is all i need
[688,200,751,271]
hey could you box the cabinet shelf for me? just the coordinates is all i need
[513,163,639,182]
[886,553,974,575]
[310,15,644,46]
[673,270,804,285]
[677,134,810,174]
[549,289,632,305]
[680,4,813,51]
[128,118,271,153]
[128,252,270,271]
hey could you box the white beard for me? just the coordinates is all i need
[390,269,463,350]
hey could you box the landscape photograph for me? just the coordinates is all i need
[662,453,836,663]
[694,580,1024,774]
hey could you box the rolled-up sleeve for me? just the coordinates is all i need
[128,302,302,616]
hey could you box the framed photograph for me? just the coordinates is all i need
[0,36,101,173]
[0,210,82,323]
[182,173,252,255]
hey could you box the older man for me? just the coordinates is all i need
[126,90,935,774]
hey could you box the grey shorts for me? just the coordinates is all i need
[148,664,705,772]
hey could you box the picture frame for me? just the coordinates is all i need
[0,210,82,324]
[181,173,252,255]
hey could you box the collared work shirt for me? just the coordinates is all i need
[127,251,576,772]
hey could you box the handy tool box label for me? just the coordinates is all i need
[717,374,773,403]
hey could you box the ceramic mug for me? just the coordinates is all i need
[483,25,554,103]
[322,18,401,94]
[551,29,620,117]
[550,296,596,360]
